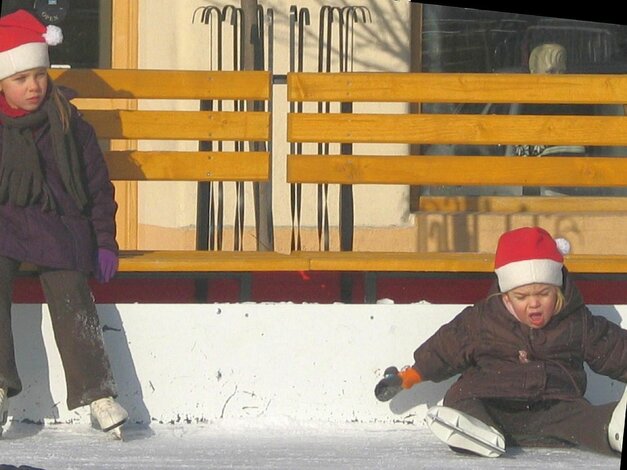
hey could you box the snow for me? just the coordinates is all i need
[0,420,622,470]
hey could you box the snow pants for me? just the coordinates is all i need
[445,396,618,456]
[0,255,117,410]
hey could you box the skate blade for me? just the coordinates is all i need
[110,426,123,441]
[91,415,126,441]
[425,406,505,458]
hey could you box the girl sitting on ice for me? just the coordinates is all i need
[376,226,626,457]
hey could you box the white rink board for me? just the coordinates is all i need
[8,303,627,426]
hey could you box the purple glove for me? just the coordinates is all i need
[96,248,118,283]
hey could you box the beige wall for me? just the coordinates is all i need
[136,0,413,251]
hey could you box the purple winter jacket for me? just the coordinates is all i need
[412,270,627,404]
[0,96,118,274]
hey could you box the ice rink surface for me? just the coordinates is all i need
[0,420,622,470]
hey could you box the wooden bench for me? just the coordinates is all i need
[46,68,309,276]
[286,72,627,286]
[30,69,627,303]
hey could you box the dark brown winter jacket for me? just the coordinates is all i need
[412,270,627,405]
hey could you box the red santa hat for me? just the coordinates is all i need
[0,9,63,81]
[494,226,570,292]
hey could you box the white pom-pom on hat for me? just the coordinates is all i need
[555,237,571,255]
[43,25,63,46]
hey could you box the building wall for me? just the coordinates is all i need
[136,0,413,252]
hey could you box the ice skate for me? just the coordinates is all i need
[0,387,8,436]
[425,405,506,457]
[608,387,627,453]
[90,397,128,433]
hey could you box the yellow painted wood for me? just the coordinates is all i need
[287,155,627,187]
[82,110,270,140]
[21,250,627,274]
[418,196,627,213]
[300,251,627,274]
[105,151,270,181]
[32,69,627,276]
[60,98,132,110]
[49,69,270,100]
[117,250,310,272]
[562,255,627,273]
[109,0,139,251]
[288,113,627,146]
[304,251,496,272]
[288,72,627,104]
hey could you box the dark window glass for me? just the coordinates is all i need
[421,5,627,73]
[1,0,110,68]
[417,5,627,198]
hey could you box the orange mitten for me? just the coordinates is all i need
[399,366,422,389]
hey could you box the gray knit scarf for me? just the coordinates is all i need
[0,92,88,212]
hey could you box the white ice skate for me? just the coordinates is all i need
[0,387,8,436]
[90,397,128,435]
[425,405,506,458]
[608,387,627,453]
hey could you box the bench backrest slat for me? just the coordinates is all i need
[288,72,627,104]
[50,69,270,100]
[287,155,627,186]
[288,114,627,146]
[105,151,270,182]
[83,110,270,141]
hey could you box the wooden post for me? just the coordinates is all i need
[111,0,139,250]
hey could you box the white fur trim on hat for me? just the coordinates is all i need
[0,42,50,81]
[495,258,563,293]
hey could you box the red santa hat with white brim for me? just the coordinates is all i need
[494,226,570,293]
[0,9,63,81]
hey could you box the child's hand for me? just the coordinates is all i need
[96,248,118,283]
[375,366,403,402]
[374,365,423,402]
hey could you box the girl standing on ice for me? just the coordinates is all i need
[0,10,127,436]
[376,226,627,457]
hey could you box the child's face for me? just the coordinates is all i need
[0,67,48,112]
[502,283,559,329]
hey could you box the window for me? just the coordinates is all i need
[414,4,627,198]
[1,0,112,68]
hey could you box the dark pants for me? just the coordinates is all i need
[0,256,117,410]
[445,396,618,456]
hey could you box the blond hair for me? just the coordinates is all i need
[49,78,72,132]
[553,287,566,314]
